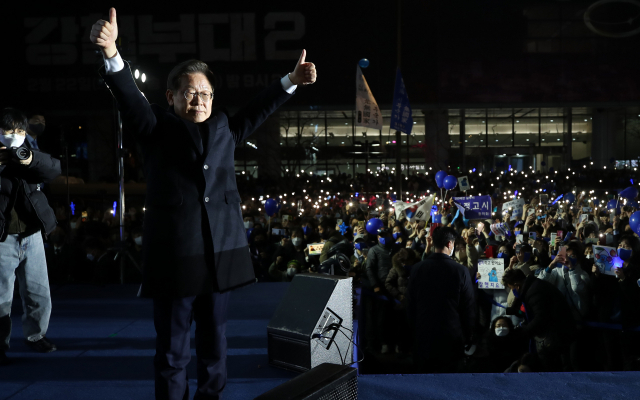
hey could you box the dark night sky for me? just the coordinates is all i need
[6,0,640,113]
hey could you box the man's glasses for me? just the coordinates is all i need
[184,91,213,102]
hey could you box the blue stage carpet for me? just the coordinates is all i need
[2,283,639,400]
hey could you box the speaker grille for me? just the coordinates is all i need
[317,376,358,400]
[268,333,311,372]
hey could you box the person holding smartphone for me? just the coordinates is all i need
[537,242,590,353]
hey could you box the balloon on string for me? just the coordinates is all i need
[366,218,384,235]
[628,200,639,209]
[619,186,639,200]
[358,58,370,68]
[443,175,458,190]
[435,170,447,188]
[246,228,253,241]
[564,192,576,204]
[630,211,640,235]
[265,198,279,216]
[606,199,619,210]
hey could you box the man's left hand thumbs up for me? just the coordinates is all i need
[289,49,317,86]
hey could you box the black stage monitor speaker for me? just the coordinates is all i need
[267,274,353,372]
[254,363,358,400]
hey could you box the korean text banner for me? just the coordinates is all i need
[452,195,492,219]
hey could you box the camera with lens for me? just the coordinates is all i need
[10,146,31,162]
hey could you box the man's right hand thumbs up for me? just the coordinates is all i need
[90,7,119,58]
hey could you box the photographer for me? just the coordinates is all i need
[0,108,61,364]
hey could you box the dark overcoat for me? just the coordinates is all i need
[102,65,293,297]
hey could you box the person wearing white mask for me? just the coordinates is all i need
[268,259,301,282]
[243,216,255,230]
[484,316,528,372]
[268,228,309,280]
[0,108,61,364]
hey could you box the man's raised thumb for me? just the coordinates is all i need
[109,7,117,25]
[298,49,306,65]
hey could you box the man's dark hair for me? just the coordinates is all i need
[320,218,336,236]
[502,268,526,287]
[167,59,216,91]
[1,108,28,132]
[432,226,458,250]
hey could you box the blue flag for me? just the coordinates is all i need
[390,69,413,134]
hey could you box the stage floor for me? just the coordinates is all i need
[2,283,640,400]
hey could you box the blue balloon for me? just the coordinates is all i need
[630,211,640,236]
[358,58,370,68]
[628,200,639,209]
[435,170,447,188]
[443,175,458,190]
[265,198,279,216]
[366,218,384,235]
[619,186,639,200]
[564,192,576,204]
[246,228,253,241]
[607,199,619,210]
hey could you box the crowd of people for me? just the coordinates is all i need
[31,163,640,374]
[7,105,640,375]
[236,172,640,374]
[43,204,144,286]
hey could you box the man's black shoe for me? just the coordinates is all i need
[25,337,57,353]
[0,350,8,365]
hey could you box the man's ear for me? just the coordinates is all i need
[166,89,174,106]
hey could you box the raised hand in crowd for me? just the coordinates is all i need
[549,253,565,269]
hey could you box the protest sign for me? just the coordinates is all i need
[503,198,525,221]
[458,176,471,191]
[308,243,325,255]
[477,258,505,289]
[592,245,623,276]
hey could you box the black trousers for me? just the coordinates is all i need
[153,292,230,400]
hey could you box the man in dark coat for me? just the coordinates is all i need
[407,226,476,373]
[90,8,316,400]
[502,268,577,372]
